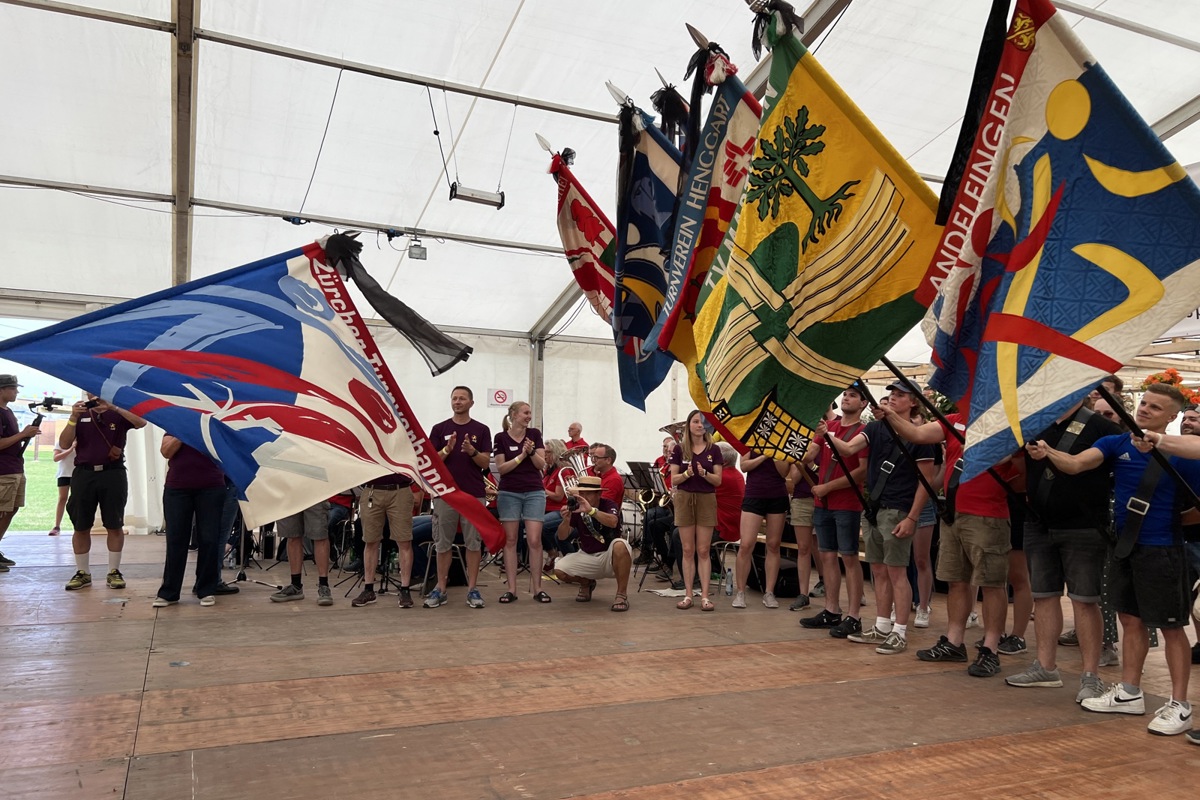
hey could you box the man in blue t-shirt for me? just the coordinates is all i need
[1028,383,1197,738]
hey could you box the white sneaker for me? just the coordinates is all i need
[1148,700,1193,736]
[199,596,216,607]
[731,591,746,609]
[1081,683,1145,715]
[914,606,931,628]
[965,611,981,629]
[151,597,176,608]
[762,592,779,609]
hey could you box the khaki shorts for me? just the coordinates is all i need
[674,490,717,528]
[360,486,414,543]
[0,473,26,514]
[555,539,632,581]
[862,508,913,567]
[936,513,1010,587]
[790,496,814,528]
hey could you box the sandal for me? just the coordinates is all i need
[611,593,629,612]
[701,596,715,612]
[533,590,553,603]
[676,596,694,610]
[498,591,517,604]
[576,579,596,602]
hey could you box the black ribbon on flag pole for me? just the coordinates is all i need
[324,233,472,377]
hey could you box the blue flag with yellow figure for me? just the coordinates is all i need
[614,104,681,409]
[691,8,940,461]
[923,0,1200,481]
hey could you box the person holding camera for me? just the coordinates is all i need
[552,475,632,612]
[0,374,41,570]
[58,393,147,590]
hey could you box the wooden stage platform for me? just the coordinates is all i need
[0,530,1196,799]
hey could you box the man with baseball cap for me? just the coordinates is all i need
[0,375,40,571]
[552,475,633,611]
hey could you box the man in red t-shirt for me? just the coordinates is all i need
[883,406,1015,678]
[567,422,589,452]
[589,443,626,507]
[799,385,868,639]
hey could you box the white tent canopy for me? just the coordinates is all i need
[3,0,1200,504]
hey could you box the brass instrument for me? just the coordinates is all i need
[484,473,498,503]
[659,420,687,443]
[563,445,590,491]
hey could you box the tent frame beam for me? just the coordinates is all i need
[194,28,618,125]
[0,0,173,32]
[172,0,198,287]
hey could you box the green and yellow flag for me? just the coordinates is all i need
[693,8,940,460]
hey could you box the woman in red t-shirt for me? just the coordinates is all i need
[669,410,723,611]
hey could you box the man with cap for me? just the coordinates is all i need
[825,379,938,655]
[552,475,633,611]
[58,393,148,590]
[0,374,41,571]
[880,396,1017,678]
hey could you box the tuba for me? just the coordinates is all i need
[561,445,590,491]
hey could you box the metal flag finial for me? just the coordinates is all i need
[605,81,632,106]
[685,23,710,49]
[535,133,554,153]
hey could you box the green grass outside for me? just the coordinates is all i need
[14,449,60,531]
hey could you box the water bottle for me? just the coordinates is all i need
[724,567,734,596]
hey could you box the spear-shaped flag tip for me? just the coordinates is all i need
[654,68,671,88]
[605,81,632,106]
[535,133,553,153]
[685,23,710,48]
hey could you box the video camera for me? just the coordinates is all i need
[566,495,580,512]
[20,397,64,454]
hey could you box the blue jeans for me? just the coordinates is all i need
[813,507,861,556]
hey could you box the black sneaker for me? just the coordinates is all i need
[799,609,843,629]
[997,634,1027,655]
[398,587,414,609]
[916,635,969,662]
[214,582,240,595]
[829,616,862,639]
[968,645,1002,677]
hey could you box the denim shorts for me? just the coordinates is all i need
[916,500,937,528]
[497,489,546,523]
[813,507,860,556]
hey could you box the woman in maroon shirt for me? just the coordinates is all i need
[493,401,549,603]
[669,410,723,611]
[155,435,226,607]
[734,451,790,609]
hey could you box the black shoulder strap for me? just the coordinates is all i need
[868,434,906,506]
[1033,407,1093,512]
[1115,456,1166,559]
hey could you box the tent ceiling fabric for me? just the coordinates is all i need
[2,0,1199,341]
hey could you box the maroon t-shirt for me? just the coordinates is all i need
[493,428,545,493]
[0,406,23,475]
[669,443,721,493]
[569,498,621,555]
[743,457,788,499]
[430,418,491,498]
[74,410,134,467]
[792,462,818,500]
[165,443,225,490]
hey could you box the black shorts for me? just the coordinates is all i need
[57,476,71,488]
[1024,521,1107,602]
[1108,544,1192,629]
[741,496,789,516]
[67,467,128,531]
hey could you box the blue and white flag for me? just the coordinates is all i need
[614,104,681,409]
[0,239,504,547]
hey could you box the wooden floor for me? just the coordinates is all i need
[0,531,1197,800]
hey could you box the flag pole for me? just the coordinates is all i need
[879,357,1021,502]
[1096,385,1200,511]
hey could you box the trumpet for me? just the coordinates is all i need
[484,473,498,503]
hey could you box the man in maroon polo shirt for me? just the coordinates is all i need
[0,374,40,572]
[58,393,147,591]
